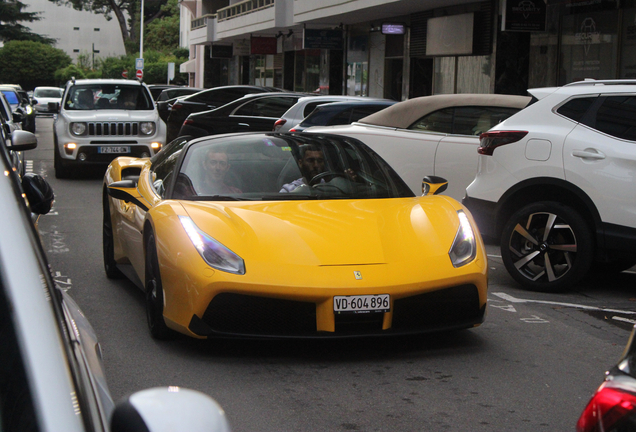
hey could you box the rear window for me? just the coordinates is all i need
[556,97,597,122]
[0,91,19,105]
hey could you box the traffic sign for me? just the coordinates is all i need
[136,69,143,80]
[136,58,144,70]
[122,70,128,78]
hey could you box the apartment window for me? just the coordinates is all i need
[94,28,100,31]
[73,49,80,53]
[73,27,79,31]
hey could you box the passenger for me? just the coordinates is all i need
[198,149,242,195]
[75,89,94,110]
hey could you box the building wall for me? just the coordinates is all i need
[24,0,126,62]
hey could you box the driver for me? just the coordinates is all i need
[280,145,325,193]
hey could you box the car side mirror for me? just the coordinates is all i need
[422,176,448,196]
[48,101,60,113]
[110,387,231,432]
[9,130,37,151]
[107,179,149,211]
[22,173,54,215]
[12,111,25,123]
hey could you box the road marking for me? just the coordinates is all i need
[487,254,502,258]
[520,315,549,324]
[490,304,517,312]
[53,270,72,291]
[25,160,33,173]
[492,292,636,315]
[613,316,636,325]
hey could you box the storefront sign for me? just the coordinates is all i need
[303,29,344,50]
[502,0,547,32]
[211,45,233,58]
[233,40,250,57]
[251,37,277,55]
[382,23,405,35]
[426,13,474,56]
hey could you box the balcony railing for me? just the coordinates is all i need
[217,0,274,22]
[191,14,216,30]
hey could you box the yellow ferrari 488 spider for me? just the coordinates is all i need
[103,132,488,339]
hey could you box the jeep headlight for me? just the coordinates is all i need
[140,122,156,135]
[449,210,477,268]
[71,122,87,136]
[179,216,245,275]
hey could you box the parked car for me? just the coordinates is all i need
[576,325,636,432]
[156,87,205,122]
[146,84,185,100]
[178,92,304,138]
[288,99,397,132]
[307,93,531,200]
[32,86,64,114]
[0,117,231,432]
[165,85,283,142]
[103,132,487,340]
[51,78,167,179]
[0,85,34,133]
[463,79,636,292]
[272,95,392,132]
[16,89,36,133]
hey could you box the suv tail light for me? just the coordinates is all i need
[577,385,636,432]
[273,119,286,132]
[478,131,528,156]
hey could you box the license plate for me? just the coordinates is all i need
[334,294,390,314]
[98,146,130,154]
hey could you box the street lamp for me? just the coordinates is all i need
[139,0,144,60]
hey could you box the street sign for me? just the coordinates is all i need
[122,70,128,78]
[136,69,143,80]
[136,58,144,70]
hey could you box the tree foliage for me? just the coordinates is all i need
[0,0,56,44]
[0,41,72,89]
[143,0,180,52]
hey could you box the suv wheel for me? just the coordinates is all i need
[500,201,593,292]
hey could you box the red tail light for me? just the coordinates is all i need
[273,119,286,132]
[183,119,194,126]
[577,385,636,432]
[171,102,182,110]
[289,128,297,132]
[477,131,528,156]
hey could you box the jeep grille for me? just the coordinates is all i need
[87,122,140,136]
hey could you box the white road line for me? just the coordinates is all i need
[492,292,636,315]
[613,316,636,325]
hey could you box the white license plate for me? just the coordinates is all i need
[334,294,390,314]
[98,146,130,154]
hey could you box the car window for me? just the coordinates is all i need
[586,95,636,141]
[65,84,153,111]
[409,108,453,133]
[192,88,259,105]
[329,108,354,125]
[455,106,521,135]
[234,97,299,118]
[151,136,192,197]
[351,105,389,122]
[34,89,62,98]
[0,90,19,105]
[303,101,328,117]
[556,96,598,122]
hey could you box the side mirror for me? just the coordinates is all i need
[422,176,448,196]
[110,387,232,432]
[22,173,54,215]
[48,101,60,113]
[107,179,149,211]
[9,130,37,151]
[12,111,25,123]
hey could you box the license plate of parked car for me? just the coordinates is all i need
[334,294,390,314]
[99,146,130,154]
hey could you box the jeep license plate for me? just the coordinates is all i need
[98,146,130,154]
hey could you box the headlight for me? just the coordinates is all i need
[140,122,156,135]
[71,122,87,136]
[179,216,245,275]
[26,105,33,115]
[449,210,477,267]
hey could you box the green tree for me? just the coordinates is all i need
[0,40,72,89]
[0,0,56,44]
[143,0,179,52]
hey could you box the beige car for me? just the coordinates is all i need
[307,93,530,200]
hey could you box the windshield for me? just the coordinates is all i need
[65,84,153,111]
[34,88,63,98]
[165,134,413,201]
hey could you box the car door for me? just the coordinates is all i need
[230,96,300,132]
[563,94,636,230]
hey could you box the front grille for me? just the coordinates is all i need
[392,284,482,330]
[201,293,317,336]
[86,122,139,136]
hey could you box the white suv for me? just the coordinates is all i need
[53,78,167,178]
[464,79,636,292]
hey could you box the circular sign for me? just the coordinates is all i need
[136,69,143,79]
[122,70,128,78]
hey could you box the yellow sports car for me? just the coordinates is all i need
[103,132,488,339]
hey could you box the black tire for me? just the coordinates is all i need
[54,144,70,179]
[145,232,175,340]
[102,192,124,279]
[500,201,593,292]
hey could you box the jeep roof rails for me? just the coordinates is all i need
[564,79,636,87]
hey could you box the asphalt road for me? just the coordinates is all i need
[32,116,636,431]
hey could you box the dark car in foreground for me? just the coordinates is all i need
[178,92,304,138]
[289,99,397,132]
[156,86,204,122]
[166,85,283,142]
[577,325,636,431]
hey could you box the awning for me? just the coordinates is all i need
[180,59,196,73]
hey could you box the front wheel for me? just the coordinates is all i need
[500,202,593,292]
[145,233,175,340]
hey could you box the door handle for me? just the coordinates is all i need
[238,123,250,127]
[572,149,605,160]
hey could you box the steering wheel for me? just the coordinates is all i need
[309,171,348,186]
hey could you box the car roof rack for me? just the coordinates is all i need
[564,79,636,87]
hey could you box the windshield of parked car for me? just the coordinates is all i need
[65,84,154,111]
[34,88,63,98]
[0,90,19,105]
[161,134,414,201]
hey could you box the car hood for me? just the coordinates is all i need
[178,197,462,267]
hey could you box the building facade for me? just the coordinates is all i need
[179,0,636,99]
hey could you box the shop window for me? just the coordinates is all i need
[620,8,636,78]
